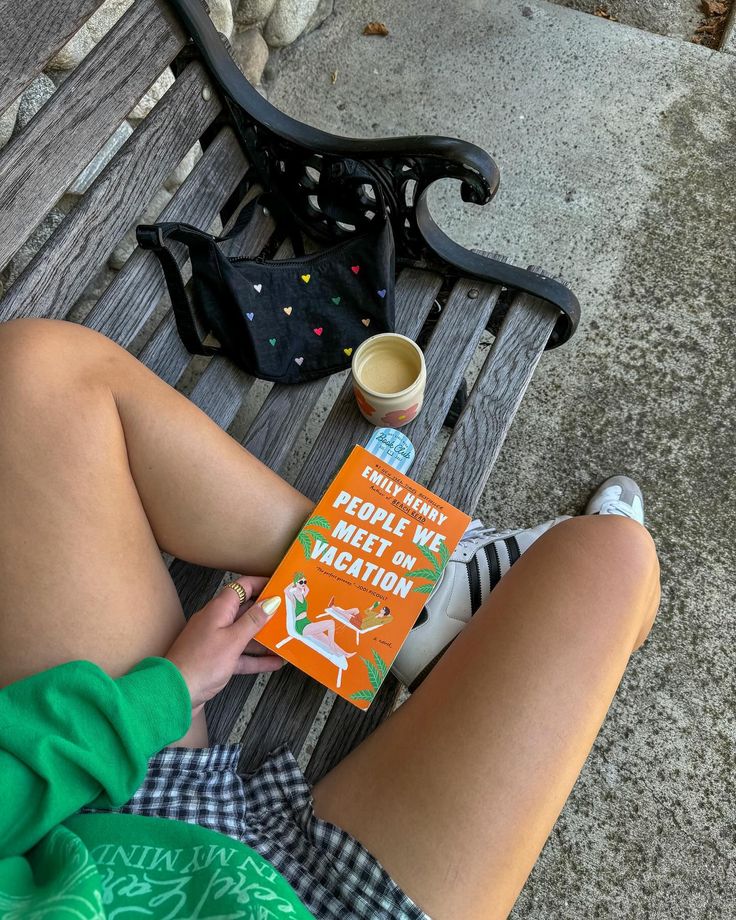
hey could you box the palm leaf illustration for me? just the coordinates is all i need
[371,649,388,680]
[305,514,330,529]
[410,543,453,593]
[296,515,331,558]
[417,543,443,572]
[362,656,383,692]
[403,566,438,580]
[297,530,313,558]
[349,688,375,702]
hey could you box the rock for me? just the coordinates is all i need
[1,207,66,287]
[0,99,20,149]
[164,141,203,193]
[49,0,134,71]
[235,0,277,29]
[232,28,270,84]
[109,185,172,269]
[14,74,56,133]
[263,0,321,47]
[128,68,174,124]
[67,121,133,196]
[304,0,334,35]
[208,0,234,38]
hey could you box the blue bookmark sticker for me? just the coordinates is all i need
[364,427,415,474]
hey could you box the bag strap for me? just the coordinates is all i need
[136,222,223,357]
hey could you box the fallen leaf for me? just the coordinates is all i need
[363,21,389,36]
[330,69,338,84]
[701,0,727,16]
[593,6,618,20]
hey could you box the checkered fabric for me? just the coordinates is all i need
[84,743,428,920]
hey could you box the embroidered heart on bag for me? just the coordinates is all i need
[269,338,276,346]
[294,356,304,365]
[246,313,254,321]
[313,327,323,336]
[253,283,262,293]
[301,274,311,283]
[351,265,360,274]
[332,296,341,305]
[344,347,353,356]
[361,318,370,327]
[377,289,386,298]
[283,306,292,315]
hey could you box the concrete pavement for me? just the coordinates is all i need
[267,1,736,917]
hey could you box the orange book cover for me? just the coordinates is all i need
[257,445,471,709]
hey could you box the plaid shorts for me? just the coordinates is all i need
[91,743,429,920]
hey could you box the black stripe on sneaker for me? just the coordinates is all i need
[505,536,521,566]
[467,555,483,613]
[484,542,502,589]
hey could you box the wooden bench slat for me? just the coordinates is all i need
[430,287,559,511]
[0,0,102,113]
[82,127,247,345]
[0,62,220,323]
[237,269,443,771]
[0,0,185,268]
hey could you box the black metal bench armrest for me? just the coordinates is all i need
[164,0,580,346]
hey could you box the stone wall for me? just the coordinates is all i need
[0,0,332,302]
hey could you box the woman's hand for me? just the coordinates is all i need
[164,576,283,718]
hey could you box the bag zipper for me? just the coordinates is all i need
[229,227,376,265]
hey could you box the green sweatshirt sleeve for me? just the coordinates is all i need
[0,656,192,858]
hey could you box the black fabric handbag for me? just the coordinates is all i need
[136,191,395,385]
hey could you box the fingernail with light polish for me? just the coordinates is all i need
[260,596,281,616]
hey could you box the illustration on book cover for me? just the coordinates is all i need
[256,445,470,708]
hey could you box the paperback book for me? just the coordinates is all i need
[256,444,471,708]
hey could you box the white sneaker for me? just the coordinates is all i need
[585,475,644,525]
[391,515,570,690]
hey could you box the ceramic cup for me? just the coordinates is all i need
[351,333,427,428]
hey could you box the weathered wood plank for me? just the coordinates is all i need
[430,281,559,511]
[238,269,444,771]
[82,127,248,345]
[0,63,220,323]
[0,0,102,113]
[0,0,185,268]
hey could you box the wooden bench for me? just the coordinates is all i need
[0,0,579,783]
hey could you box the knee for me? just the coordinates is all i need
[546,515,661,650]
[0,318,114,398]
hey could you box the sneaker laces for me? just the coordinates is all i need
[598,500,638,520]
[457,520,498,549]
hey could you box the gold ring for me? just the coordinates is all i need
[224,581,247,605]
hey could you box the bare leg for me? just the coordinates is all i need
[0,318,312,745]
[312,515,660,919]
[304,620,355,657]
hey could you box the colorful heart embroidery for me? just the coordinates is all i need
[246,312,254,321]
[332,296,341,305]
[344,347,353,356]
[361,318,370,327]
[313,327,323,336]
[253,283,262,293]
[294,356,304,366]
[377,289,386,298]
[301,274,311,284]
[351,265,360,274]
[283,306,292,315]
[268,338,276,346]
